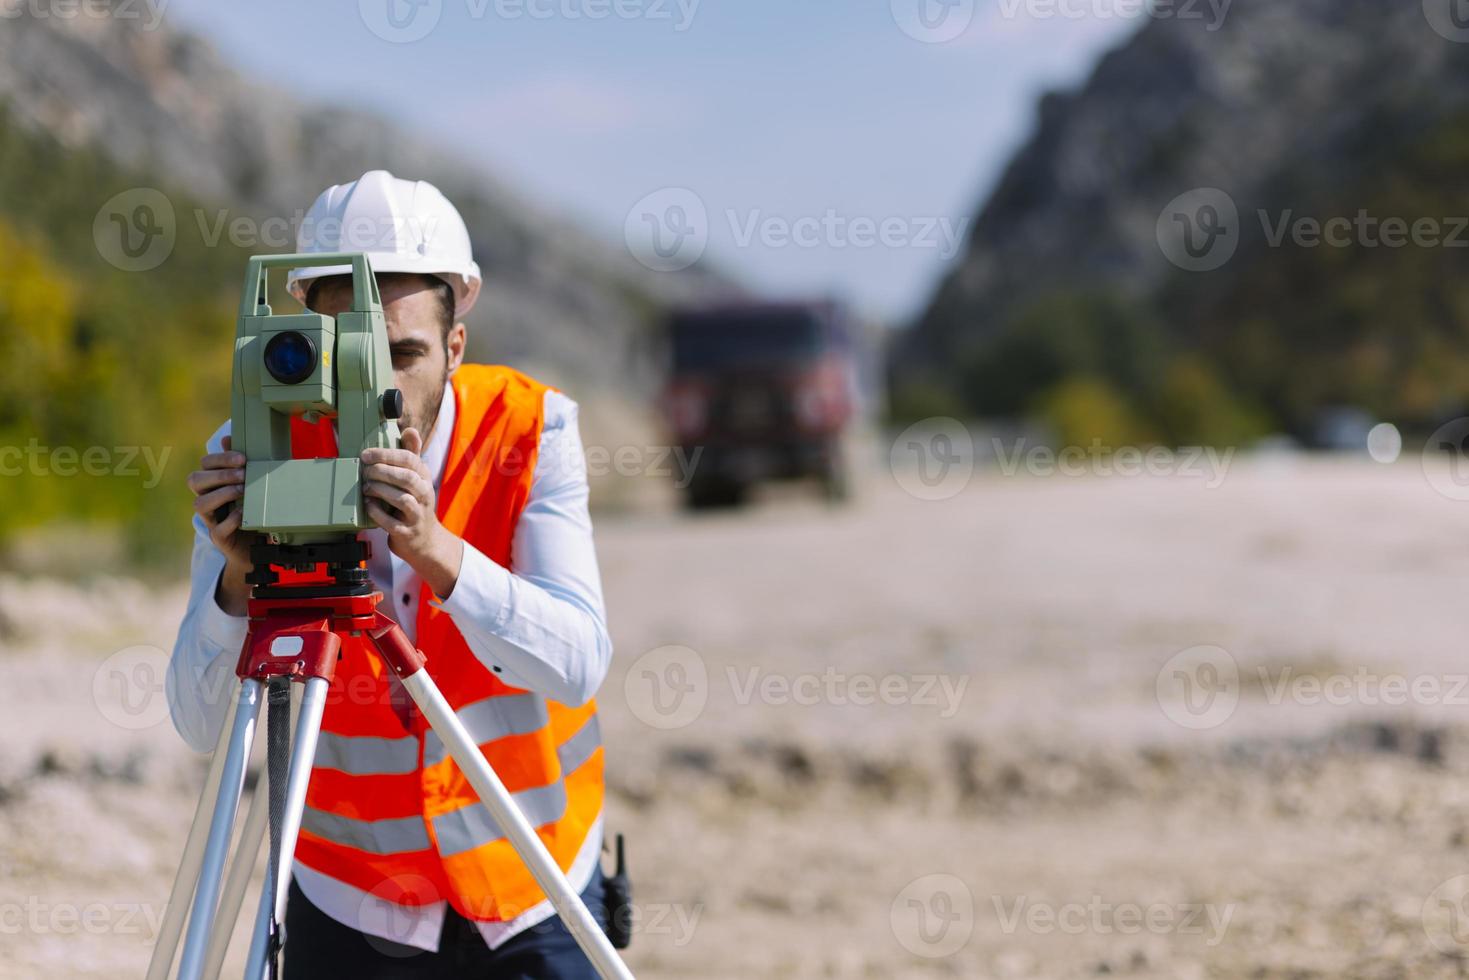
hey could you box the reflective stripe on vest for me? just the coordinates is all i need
[301,807,431,855]
[422,692,548,769]
[306,714,602,857]
[314,731,420,776]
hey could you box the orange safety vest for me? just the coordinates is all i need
[290,364,604,922]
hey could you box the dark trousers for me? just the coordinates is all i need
[282,869,607,979]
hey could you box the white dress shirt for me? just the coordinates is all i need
[166,382,611,951]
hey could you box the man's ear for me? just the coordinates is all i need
[446,321,468,374]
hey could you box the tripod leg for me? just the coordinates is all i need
[146,692,241,980]
[244,675,330,980]
[400,669,636,980]
[178,679,264,980]
[200,758,270,978]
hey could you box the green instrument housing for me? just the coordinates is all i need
[230,252,401,545]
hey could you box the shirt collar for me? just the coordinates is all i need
[421,379,455,491]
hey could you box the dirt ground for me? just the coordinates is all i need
[8,452,1469,978]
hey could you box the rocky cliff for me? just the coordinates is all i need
[898,0,1469,435]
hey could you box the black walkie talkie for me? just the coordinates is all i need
[603,834,633,949]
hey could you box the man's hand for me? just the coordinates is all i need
[362,427,464,599]
[187,435,256,616]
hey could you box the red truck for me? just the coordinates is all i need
[660,301,856,508]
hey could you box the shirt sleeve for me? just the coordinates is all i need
[436,390,613,706]
[166,421,249,753]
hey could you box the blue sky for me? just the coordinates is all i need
[166,0,1139,322]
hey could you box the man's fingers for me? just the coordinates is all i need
[362,481,404,519]
[212,506,242,539]
[361,447,429,473]
[188,467,245,495]
[362,462,430,501]
[362,462,414,489]
[194,483,244,516]
[222,435,232,451]
[365,498,405,536]
[201,450,246,470]
[363,481,423,521]
[400,427,423,455]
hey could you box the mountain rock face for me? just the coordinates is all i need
[898,0,1469,404]
[0,6,730,394]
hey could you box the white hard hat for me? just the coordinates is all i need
[287,170,482,318]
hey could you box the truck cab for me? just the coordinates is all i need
[661,301,856,508]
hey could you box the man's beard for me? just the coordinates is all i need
[402,368,450,450]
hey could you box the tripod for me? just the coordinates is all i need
[147,541,634,980]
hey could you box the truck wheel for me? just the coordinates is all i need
[686,476,746,510]
[819,446,850,504]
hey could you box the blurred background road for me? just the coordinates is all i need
[9,1,1469,977]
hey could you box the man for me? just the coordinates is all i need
[168,170,614,978]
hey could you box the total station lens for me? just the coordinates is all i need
[263,331,317,384]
